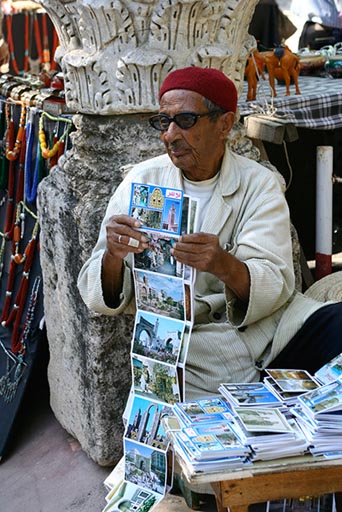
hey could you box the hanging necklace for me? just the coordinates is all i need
[50,26,59,71]
[0,231,6,279]
[0,202,39,348]
[33,12,43,68]
[0,102,9,191]
[3,102,27,237]
[41,12,51,71]
[38,111,72,159]
[0,339,27,403]
[5,12,30,76]
[5,100,27,161]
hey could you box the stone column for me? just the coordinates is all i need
[37,0,259,465]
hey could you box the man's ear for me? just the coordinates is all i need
[220,111,236,137]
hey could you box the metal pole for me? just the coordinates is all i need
[316,146,333,280]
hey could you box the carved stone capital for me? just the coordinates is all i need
[37,0,258,114]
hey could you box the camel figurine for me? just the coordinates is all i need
[244,50,266,101]
[245,46,301,101]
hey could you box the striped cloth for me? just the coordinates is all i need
[239,75,342,130]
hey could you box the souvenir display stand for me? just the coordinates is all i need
[0,4,72,458]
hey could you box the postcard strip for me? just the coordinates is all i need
[103,183,196,512]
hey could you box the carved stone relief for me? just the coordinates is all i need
[37,0,259,114]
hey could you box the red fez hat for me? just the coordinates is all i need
[159,66,238,113]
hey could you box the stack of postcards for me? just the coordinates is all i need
[228,406,309,461]
[172,396,251,473]
[291,378,342,459]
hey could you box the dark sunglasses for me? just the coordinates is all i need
[148,110,222,131]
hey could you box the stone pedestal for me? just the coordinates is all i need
[36,0,261,465]
[38,114,164,464]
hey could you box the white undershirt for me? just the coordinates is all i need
[183,173,220,230]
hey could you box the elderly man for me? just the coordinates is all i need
[78,66,342,400]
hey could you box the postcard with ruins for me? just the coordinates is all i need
[124,395,171,452]
[132,310,185,366]
[134,270,186,321]
[124,438,168,496]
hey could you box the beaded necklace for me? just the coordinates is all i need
[0,202,39,353]
[0,271,40,402]
[5,100,27,162]
[0,232,6,279]
[38,111,72,160]
[0,339,26,403]
[41,13,51,71]
[32,11,52,71]
[0,103,9,191]
[3,102,27,237]
[5,13,29,76]
[33,12,43,67]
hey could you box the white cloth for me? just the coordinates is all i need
[183,173,219,230]
[290,0,342,28]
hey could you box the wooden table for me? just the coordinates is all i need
[208,458,342,512]
[166,417,342,512]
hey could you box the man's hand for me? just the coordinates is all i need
[102,215,149,307]
[171,233,222,273]
[171,232,250,302]
[105,214,149,260]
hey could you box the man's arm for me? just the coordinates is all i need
[101,215,149,307]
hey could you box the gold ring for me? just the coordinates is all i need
[128,237,139,248]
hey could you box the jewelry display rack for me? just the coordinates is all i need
[0,7,73,458]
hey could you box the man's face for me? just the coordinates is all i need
[158,89,234,181]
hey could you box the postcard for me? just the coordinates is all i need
[129,183,183,235]
[133,232,184,279]
[174,396,233,426]
[102,479,163,512]
[132,354,180,405]
[314,352,342,385]
[181,421,249,459]
[219,382,282,407]
[132,310,185,366]
[133,230,196,285]
[177,322,192,367]
[124,438,168,495]
[124,395,172,451]
[265,369,320,392]
[134,269,186,321]
[263,376,303,402]
[298,379,342,417]
[234,407,295,433]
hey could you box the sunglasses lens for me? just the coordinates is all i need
[149,115,170,131]
[148,112,199,131]
[174,113,197,129]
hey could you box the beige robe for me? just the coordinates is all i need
[78,146,326,399]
